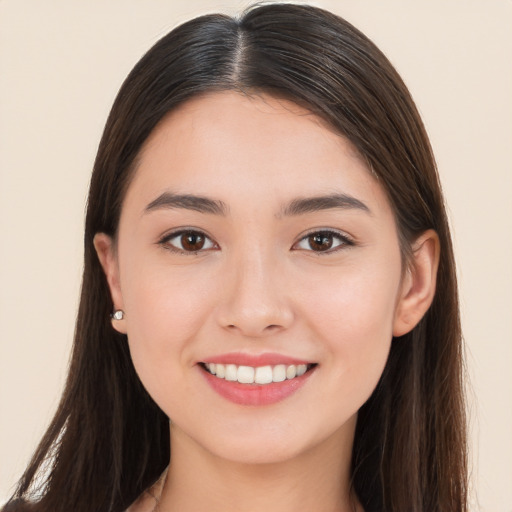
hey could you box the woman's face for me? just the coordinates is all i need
[97,92,419,465]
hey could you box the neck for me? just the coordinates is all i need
[155,420,362,512]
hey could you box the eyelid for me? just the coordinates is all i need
[292,228,355,254]
[158,228,219,254]
[157,227,354,255]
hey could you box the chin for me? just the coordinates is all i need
[210,437,308,466]
[189,415,353,467]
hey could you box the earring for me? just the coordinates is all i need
[111,310,125,321]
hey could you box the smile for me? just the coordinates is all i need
[199,359,317,406]
[202,362,312,385]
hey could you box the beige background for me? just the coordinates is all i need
[0,0,511,510]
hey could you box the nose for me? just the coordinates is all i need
[216,248,294,338]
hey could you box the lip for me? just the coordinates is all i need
[202,352,312,367]
[198,352,317,406]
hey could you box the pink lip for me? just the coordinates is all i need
[202,352,312,367]
[198,353,316,406]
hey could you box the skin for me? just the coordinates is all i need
[95,92,439,512]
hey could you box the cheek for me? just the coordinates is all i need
[302,260,400,394]
[305,260,400,338]
[120,261,217,400]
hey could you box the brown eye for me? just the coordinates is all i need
[294,230,352,253]
[163,230,216,253]
[308,233,333,251]
[181,232,205,251]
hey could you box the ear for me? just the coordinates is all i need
[93,233,127,334]
[393,229,440,337]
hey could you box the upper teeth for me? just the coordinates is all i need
[205,363,308,385]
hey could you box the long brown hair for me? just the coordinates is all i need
[5,4,467,511]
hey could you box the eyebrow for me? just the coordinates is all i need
[280,193,371,217]
[144,192,229,215]
[144,191,370,217]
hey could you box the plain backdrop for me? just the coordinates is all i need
[1,1,511,510]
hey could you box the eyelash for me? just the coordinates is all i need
[158,228,354,255]
[293,229,355,254]
[158,229,218,254]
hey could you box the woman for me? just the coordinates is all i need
[4,3,467,511]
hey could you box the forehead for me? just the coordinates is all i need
[124,91,390,216]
